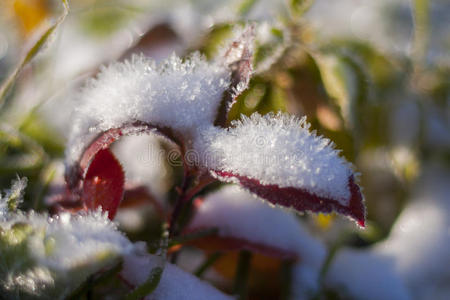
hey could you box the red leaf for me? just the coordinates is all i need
[81,148,125,220]
[65,122,181,192]
[213,171,365,227]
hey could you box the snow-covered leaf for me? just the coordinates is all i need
[185,185,326,296]
[196,112,365,226]
[81,149,125,220]
[64,49,235,191]
[0,210,133,299]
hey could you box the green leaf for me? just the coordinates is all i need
[199,24,233,59]
[253,26,286,73]
[412,0,430,63]
[0,0,69,109]
[4,177,28,212]
[290,0,315,17]
[19,112,65,156]
[0,124,47,174]
[80,5,138,38]
[238,0,258,17]
[312,52,368,130]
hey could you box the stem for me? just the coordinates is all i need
[169,172,216,238]
[412,0,429,64]
[194,252,223,278]
[168,168,192,238]
[233,250,252,300]
[280,260,294,300]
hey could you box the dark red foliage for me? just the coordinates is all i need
[213,170,365,227]
[81,148,125,220]
[182,229,299,261]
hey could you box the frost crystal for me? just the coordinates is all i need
[197,112,353,204]
[0,177,27,220]
[0,210,133,299]
[66,52,231,167]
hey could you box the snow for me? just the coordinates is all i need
[66,52,231,166]
[187,185,327,297]
[196,112,354,205]
[189,185,326,265]
[218,25,255,68]
[33,211,134,271]
[0,210,134,298]
[374,165,450,299]
[325,248,411,300]
[291,264,323,300]
[121,244,232,300]
[324,165,450,300]
[112,135,172,201]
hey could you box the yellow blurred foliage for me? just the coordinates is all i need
[314,213,335,230]
[11,0,49,36]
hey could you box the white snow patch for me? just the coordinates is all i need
[32,211,134,271]
[374,165,450,299]
[112,135,172,201]
[325,248,411,300]
[195,113,353,205]
[0,210,134,298]
[189,185,326,265]
[122,245,232,300]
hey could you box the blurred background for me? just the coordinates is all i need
[0,0,448,299]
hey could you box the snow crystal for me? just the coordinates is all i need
[217,25,255,68]
[0,177,27,220]
[66,52,231,166]
[325,248,411,300]
[121,246,232,300]
[196,112,353,205]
